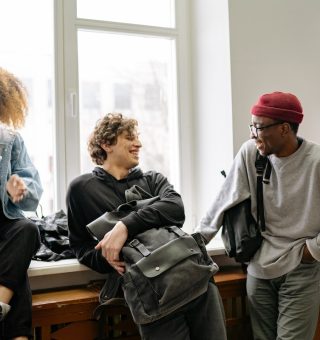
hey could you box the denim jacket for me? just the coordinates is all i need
[0,127,43,218]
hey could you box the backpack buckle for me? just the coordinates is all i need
[129,239,151,257]
[129,239,140,248]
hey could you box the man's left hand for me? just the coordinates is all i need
[95,221,128,274]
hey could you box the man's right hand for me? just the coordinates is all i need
[95,221,128,275]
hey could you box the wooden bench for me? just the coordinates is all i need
[215,267,252,339]
[32,282,139,340]
[32,267,320,340]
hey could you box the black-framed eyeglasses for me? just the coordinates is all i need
[249,122,283,137]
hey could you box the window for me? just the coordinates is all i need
[0,0,55,215]
[2,1,229,288]
[61,0,184,195]
[77,29,177,176]
[81,81,101,110]
[77,0,175,27]
[0,0,194,223]
[144,83,161,109]
[113,83,132,110]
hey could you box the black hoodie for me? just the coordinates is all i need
[66,167,185,273]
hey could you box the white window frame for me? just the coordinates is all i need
[28,0,230,289]
[54,0,195,230]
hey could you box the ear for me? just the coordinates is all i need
[101,143,112,153]
[281,123,290,136]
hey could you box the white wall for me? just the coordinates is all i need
[229,0,320,151]
[190,0,233,225]
[191,0,320,226]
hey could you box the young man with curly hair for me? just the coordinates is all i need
[0,68,43,340]
[67,113,227,340]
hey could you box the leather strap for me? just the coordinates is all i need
[128,238,151,257]
[255,152,269,232]
[167,226,185,237]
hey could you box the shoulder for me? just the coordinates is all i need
[142,170,168,186]
[303,139,320,161]
[0,126,17,144]
[143,170,165,180]
[68,173,96,195]
[239,139,256,154]
[234,139,257,164]
[304,139,320,152]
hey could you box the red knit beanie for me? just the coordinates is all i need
[251,91,303,124]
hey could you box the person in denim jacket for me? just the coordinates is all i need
[0,68,43,340]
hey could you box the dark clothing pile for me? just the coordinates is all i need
[31,210,75,261]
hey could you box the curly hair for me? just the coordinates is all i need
[0,67,28,129]
[88,113,138,165]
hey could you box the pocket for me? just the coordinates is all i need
[301,259,317,264]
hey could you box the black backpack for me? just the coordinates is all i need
[88,185,218,325]
[221,152,270,263]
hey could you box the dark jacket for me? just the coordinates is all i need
[66,167,185,273]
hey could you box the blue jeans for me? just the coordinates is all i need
[247,262,320,340]
[0,218,40,339]
[138,282,227,340]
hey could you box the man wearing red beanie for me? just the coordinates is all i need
[197,91,320,340]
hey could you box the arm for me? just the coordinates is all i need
[66,182,112,273]
[121,172,186,238]
[96,172,185,274]
[6,133,42,211]
[196,144,252,243]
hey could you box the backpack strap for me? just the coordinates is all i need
[255,152,269,232]
[167,226,185,237]
[128,238,151,257]
[93,298,128,340]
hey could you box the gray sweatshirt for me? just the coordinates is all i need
[197,138,320,279]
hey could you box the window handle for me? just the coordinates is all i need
[69,91,77,118]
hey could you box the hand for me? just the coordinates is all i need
[6,175,27,203]
[95,221,128,275]
[301,244,316,264]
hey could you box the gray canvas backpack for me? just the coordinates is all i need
[89,185,218,326]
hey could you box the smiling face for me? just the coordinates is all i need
[250,116,288,157]
[103,129,142,173]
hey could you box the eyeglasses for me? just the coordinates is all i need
[249,122,283,137]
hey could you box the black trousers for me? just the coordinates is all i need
[0,218,40,339]
[138,281,227,340]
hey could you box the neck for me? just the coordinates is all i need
[102,163,130,180]
[276,136,300,157]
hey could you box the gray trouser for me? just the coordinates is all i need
[139,282,227,340]
[247,262,320,340]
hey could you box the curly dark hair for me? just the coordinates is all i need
[88,113,138,165]
[0,67,28,129]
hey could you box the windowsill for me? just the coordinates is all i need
[28,238,226,291]
[28,259,106,291]
[205,237,226,256]
[28,259,89,277]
